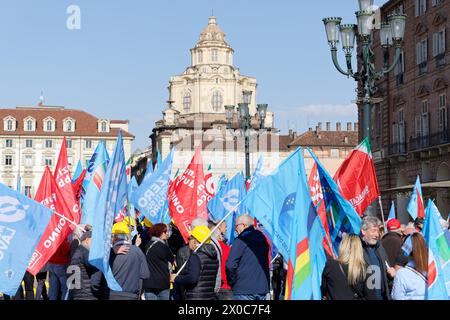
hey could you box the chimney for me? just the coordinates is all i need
[336,122,341,131]
[326,122,331,131]
[347,122,352,131]
[354,122,359,132]
[308,127,313,132]
[289,129,293,137]
[317,122,322,132]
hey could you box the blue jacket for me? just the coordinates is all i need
[225,226,270,295]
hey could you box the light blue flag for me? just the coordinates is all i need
[142,159,154,184]
[16,175,22,193]
[72,160,83,184]
[127,176,139,239]
[89,131,127,292]
[242,148,302,259]
[131,149,174,225]
[287,147,327,300]
[81,141,110,226]
[423,200,450,299]
[81,142,110,206]
[249,155,265,192]
[156,149,162,169]
[306,148,361,253]
[387,201,396,222]
[0,183,53,296]
[208,172,247,244]
[407,176,424,221]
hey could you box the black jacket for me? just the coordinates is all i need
[321,259,375,300]
[67,245,104,300]
[226,226,270,295]
[175,244,219,300]
[361,238,392,300]
[143,239,174,291]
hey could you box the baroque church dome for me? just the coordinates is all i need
[197,16,229,47]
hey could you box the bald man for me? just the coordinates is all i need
[225,214,270,300]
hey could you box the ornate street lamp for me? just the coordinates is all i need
[225,91,267,180]
[322,5,406,140]
[257,104,268,129]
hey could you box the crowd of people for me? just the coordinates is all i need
[1,213,448,301]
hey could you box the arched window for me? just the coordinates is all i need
[26,120,33,131]
[7,120,13,131]
[198,50,203,63]
[101,122,107,132]
[183,92,191,112]
[211,91,223,112]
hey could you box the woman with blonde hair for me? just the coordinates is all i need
[321,234,374,300]
[391,232,428,300]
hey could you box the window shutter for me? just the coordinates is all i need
[415,115,422,138]
[433,33,438,57]
[424,39,428,61]
[415,0,419,16]
[416,42,421,64]
[422,113,429,136]
[393,123,399,143]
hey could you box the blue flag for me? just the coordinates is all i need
[407,176,425,220]
[208,172,247,244]
[423,200,450,299]
[131,149,174,225]
[142,159,154,184]
[89,131,127,291]
[249,155,265,192]
[81,142,110,206]
[387,201,396,222]
[285,147,326,300]
[72,160,83,184]
[242,148,302,259]
[81,141,110,226]
[16,176,22,193]
[156,149,162,169]
[0,183,53,295]
[306,148,361,253]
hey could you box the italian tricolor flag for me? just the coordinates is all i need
[334,138,380,217]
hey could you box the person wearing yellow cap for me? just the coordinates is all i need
[108,222,150,300]
[170,225,219,300]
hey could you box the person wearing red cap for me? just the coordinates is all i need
[381,219,403,268]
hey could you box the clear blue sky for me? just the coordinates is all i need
[0,0,386,150]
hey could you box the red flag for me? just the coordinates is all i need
[27,167,72,275]
[72,169,86,206]
[168,148,208,242]
[204,164,215,200]
[308,163,334,258]
[334,138,380,217]
[54,137,81,225]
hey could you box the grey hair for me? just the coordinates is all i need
[191,217,209,229]
[236,214,254,227]
[361,216,382,231]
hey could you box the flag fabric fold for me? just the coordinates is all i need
[334,138,380,216]
[423,200,450,299]
[0,183,53,295]
[208,172,247,244]
[131,149,174,225]
[89,131,127,291]
[407,176,425,220]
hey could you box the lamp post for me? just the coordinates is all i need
[225,91,267,181]
[322,0,406,140]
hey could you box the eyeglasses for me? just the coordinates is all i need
[235,223,244,230]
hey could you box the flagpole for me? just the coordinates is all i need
[378,196,387,234]
[53,211,86,233]
[174,198,245,276]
